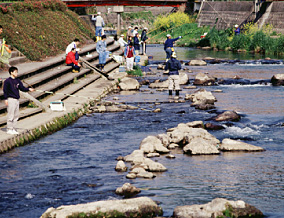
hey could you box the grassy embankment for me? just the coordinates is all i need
[0,0,95,66]
[148,12,284,55]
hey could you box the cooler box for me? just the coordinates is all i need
[50,101,66,111]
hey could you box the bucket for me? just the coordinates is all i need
[135,56,141,63]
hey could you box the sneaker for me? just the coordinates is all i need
[7,129,18,135]
[72,69,79,73]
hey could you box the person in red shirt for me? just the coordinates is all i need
[124,42,136,71]
[66,48,81,73]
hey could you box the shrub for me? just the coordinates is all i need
[249,31,268,52]
[231,34,251,51]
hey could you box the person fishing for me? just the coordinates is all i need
[164,34,182,61]
[234,24,240,35]
[165,52,181,96]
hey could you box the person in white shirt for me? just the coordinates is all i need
[133,26,138,37]
[65,38,80,61]
[118,34,128,48]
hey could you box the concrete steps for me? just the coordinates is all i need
[0,38,123,127]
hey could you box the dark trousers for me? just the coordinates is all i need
[67,63,80,70]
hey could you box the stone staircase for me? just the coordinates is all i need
[0,38,123,127]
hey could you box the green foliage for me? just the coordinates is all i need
[121,11,154,24]
[27,101,38,108]
[67,210,126,218]
[231,34,251,51]
[249,31,268,52]
[126,65,143,76]
[0,0,95,61]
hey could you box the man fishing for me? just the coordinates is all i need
[164,34,182,61]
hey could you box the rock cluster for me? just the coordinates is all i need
[89,101,138,113]
[149,72,189,89]
[193,72,216,85]
[185,89,217,110]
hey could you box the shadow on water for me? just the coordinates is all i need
[0,46,284,218]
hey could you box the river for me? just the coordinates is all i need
[0,45,283,218]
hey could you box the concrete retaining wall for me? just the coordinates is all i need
[198,1,284,34]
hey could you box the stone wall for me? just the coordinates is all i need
[197,2,254,29]
[198,1,284,34]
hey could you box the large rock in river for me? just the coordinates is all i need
[193,72,216,86]
[41,197,163,218]
[189,60,207,66]
[213,110,241,122]
[118,77,140,90]
[183,137,220,155]
[173,198,264,218]
[149,73,189,88]
[115,183,141,198]
[271,73,284,86]
[220,138,265,152]
[185,89,217,105]
[140,135,170,153]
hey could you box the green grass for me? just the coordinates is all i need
[126,65,143,76]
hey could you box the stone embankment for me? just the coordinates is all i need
[0,38,140,153]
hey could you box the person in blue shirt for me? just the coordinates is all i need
[164,34,182,61]
[234,24,240,35]
[3,66,34,134]
[165,52,181,96]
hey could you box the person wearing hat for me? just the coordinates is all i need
[118,34,128,48]
[127,26,133,40]
[133,32,140,53]
[92,12,105,41]
[141,27,148,55]
[124,42,136,71]
[165,52,181,96]
[164,34,182,61]
[234,24,240,35]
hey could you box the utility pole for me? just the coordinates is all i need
[113,6,124,35]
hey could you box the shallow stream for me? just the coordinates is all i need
[0,45,283,218]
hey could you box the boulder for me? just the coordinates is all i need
[189,60,207,66]
[156,134,170,147]
[147,153,160,158]
[186,121,204,128]
[220,138,265,152]
[143,158,167,172]
[115,160,128,172]
[115,183,141,198]
[185,89,217,105]
[130,166,148,174]
[119,77,140,90]
[41,197,163,218]
[193,103,215,110]
[183,137,220,155]
[173,198,264,218]
[167,129,185,144]
[213,111,241,122]
[140,136,169,154]
[184,128,220,145]
[179,72,189,85]
[126,173,137,179]
[124,150,144,162]
[271,74,284,86]
[136,171,156,179]
[193,72,216,86]
[204,122,225,130]
[149,80,169,89]
[105,105,126,113]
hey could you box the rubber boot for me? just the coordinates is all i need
[96,36,100,42]
[169,90,173,95]
[175,90,180,96]
[166,58,169,62]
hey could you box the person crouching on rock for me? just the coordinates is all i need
[66,48,81,73]
[165,52,181,96]
[124,42,136,71]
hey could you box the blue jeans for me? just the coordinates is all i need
[67,63,80,70]
[99,52,107,65]
[96,26,102,37]
[165,47,173,59]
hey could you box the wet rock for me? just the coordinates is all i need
[136,171,156,179]
[156,134,170,147]
[167,129,184,144]
[105,105,126,113]
[189,60,207,66]
[183,127,220,145]
[173,198,264,218]
[220,138,265,152]
[213,110,241,122]
[115,160,128,172]
[119,77,140,90]
[140,136,169,154]
[193,103,215,110]
[184,86,197,89]
[153,108,162,113]
[126,173,137,179]
[185,89,217,106]
[113,97,119,100]
[168,143,179,149]
[115,183,141,198]
[271,74,284,86]
[193,72,216,86]
[130,166,147,174]
[118,104,138,110]
[124,150,144,162]
[149,80,169,89]
[183,137,220,155]
[179,72,189,85]
[143,158,167,172]
[204,123,225,130]
[116,156,124,161]
[186,121,204,128]
[166,154,176,159]
[147,153,160,158]
[41,197,163,218]
[140,80,150,85]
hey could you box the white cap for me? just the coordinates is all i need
[121,34,124,37]
[167,34,171,37]
[144,27,148,30]
[128,26,132,29]
[235,24,239,28]
[172,52,177,58]
[97,12,101,15]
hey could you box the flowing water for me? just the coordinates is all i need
[0,45,284,218]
